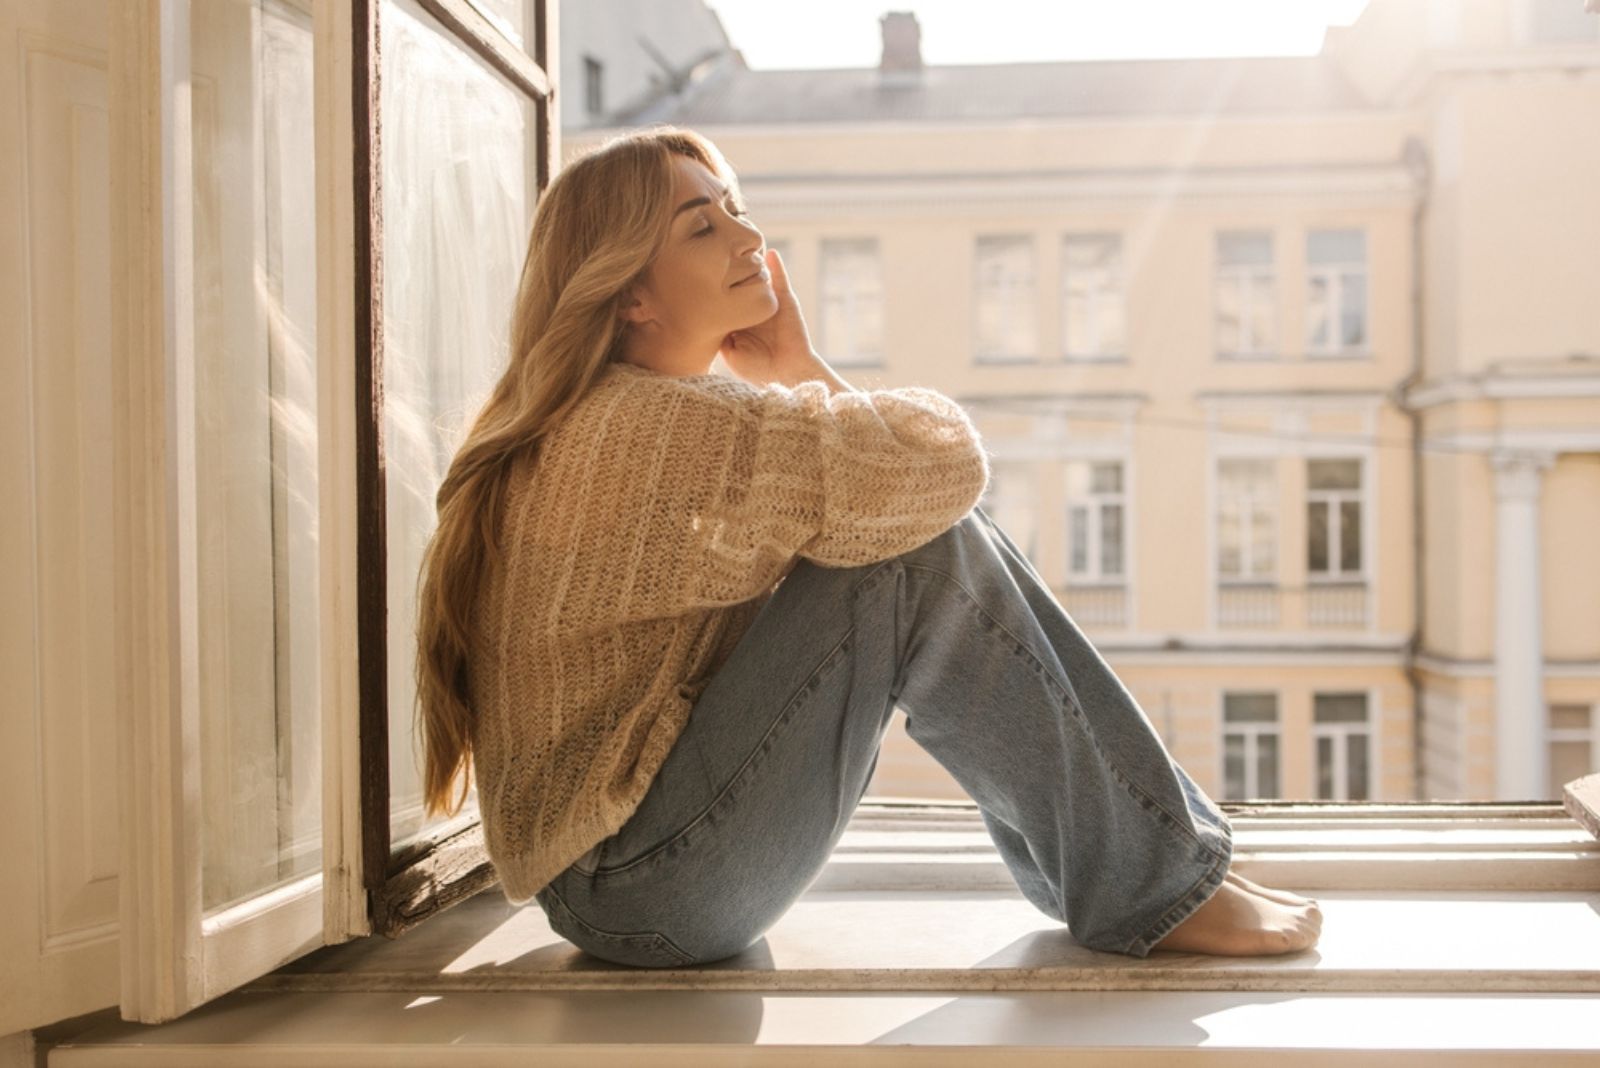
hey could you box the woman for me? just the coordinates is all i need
[414,126,1322,968]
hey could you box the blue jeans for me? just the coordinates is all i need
[533,506,1234,966]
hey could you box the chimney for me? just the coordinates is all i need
[878,11,922,87]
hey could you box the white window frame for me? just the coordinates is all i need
[1216,457,1277,583]
[1306,456,1367,582]
[818,236,884,366]
[1214,229,1277,361]
[973,234,1037,362]
[1221,692,1282,801]
[1550,702,1600,795]
[1313,690,1377,802]
[1305,228,1370,359]
[1060,232,1126,362]
[1067,459,1126,583]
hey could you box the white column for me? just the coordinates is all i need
[1490,449,1555,800]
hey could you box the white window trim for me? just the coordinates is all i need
[1306,458,1367,583]
[818,236,884,366]
[1313,688,1378,802]
[1550,701,1600,797]
[1221,692,1283,801]
[974,233,1038,362]
[1067,460,1126,584]
[1060,232,1126,362]
[1214,232,1277,361]
[1305,241,1370,359]
[1216,457,1278,583]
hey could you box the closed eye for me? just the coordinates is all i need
[693,203,750,238]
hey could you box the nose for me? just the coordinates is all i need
[732,212,763,255]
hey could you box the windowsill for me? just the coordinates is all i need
[1215,351,1375,363]
[47,801,1600,1063]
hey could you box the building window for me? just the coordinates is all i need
[1224,692,1281,800]
[1215,230,1276,358]
[974,235,1036,360]
[1062,234,1125,360]
[1307,229,1368,356]
[582,56,603,119]
[1551,704,1597,794]
[1067,460,1125,581]
[818,238,884,365]
[1307,458,1364,579]
[1517,0,1600,44]
[1314,693,1372,801]
[1217,458,1277,581]
[982,459,1039,562]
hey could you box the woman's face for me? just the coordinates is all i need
[621,154,776,350]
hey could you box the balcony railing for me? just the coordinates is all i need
[1063,584,1128,627]
[1217,581,1370,629]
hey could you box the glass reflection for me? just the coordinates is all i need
[191,0,321,913]
[381,0,535,849]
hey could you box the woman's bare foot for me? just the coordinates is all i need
[1224,869,1315,907]
[1152,869,1322,956]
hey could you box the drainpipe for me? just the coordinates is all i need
[1396,135,1431,800]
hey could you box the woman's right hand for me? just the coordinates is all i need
[719,249,824,388]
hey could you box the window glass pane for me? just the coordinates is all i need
[1315,693,1369,723]
[1247,275,1276,352]
[1218,507,1241,575]
[1317,736,1335,799]
[1340,499,1363,572]
[1309,459,1361,490]
[1527,0,1600,43]
[975,236,1036,357]
[1101,503,1124,576]
[1257,733,1280,798]
[1063,235,1122,357]
[1308,228,1365,264]
[469,0,526,47]
[1070,505,1088,573]
[1308,500,1329,573]
[820,237,883,363]
[1218,230,1273,266]
[1341,271,1368,348]
[1347,733,1370,800]
[382,0,534,849]
[1552,704,1592,731]
[1225,693,1278,723]
[1308,274,1331,349]
[191,0,322,913]
[1551,740,1593,791]
[1249,504,1275,575]
[1224,734,1247,799]
[1091,461,1122,494]
[1216,276,1242,353]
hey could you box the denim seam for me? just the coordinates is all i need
[900,559,1209,852]
[589,624,858,878]
[542,881,697,965]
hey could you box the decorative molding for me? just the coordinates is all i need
[1490,448,1556,502]
[1416,652,1600,680]
[1403,367,1600,409]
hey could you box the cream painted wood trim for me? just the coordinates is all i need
[312,0,368,945]
[113,0,326,1024]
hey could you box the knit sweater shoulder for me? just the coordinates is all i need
[466,360,991,904]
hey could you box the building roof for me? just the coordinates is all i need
[616,53,1373,127]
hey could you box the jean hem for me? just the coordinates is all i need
[1118,832,1235,959]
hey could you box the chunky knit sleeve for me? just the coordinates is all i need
[678,377,991,609]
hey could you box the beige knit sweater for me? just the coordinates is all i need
[467,359,991,904]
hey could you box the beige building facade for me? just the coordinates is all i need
[573,0,1600,803]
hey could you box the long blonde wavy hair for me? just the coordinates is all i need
[414,126,735,818]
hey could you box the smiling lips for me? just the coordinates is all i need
[732,266,771,288]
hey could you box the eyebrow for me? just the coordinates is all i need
[673,181,732,220]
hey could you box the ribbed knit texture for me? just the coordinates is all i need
[466,360,991,904]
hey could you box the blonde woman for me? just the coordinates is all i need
[414,126,1321,968]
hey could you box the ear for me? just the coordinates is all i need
[617,284,653,327]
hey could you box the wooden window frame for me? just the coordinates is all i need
[352,0,558,938]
